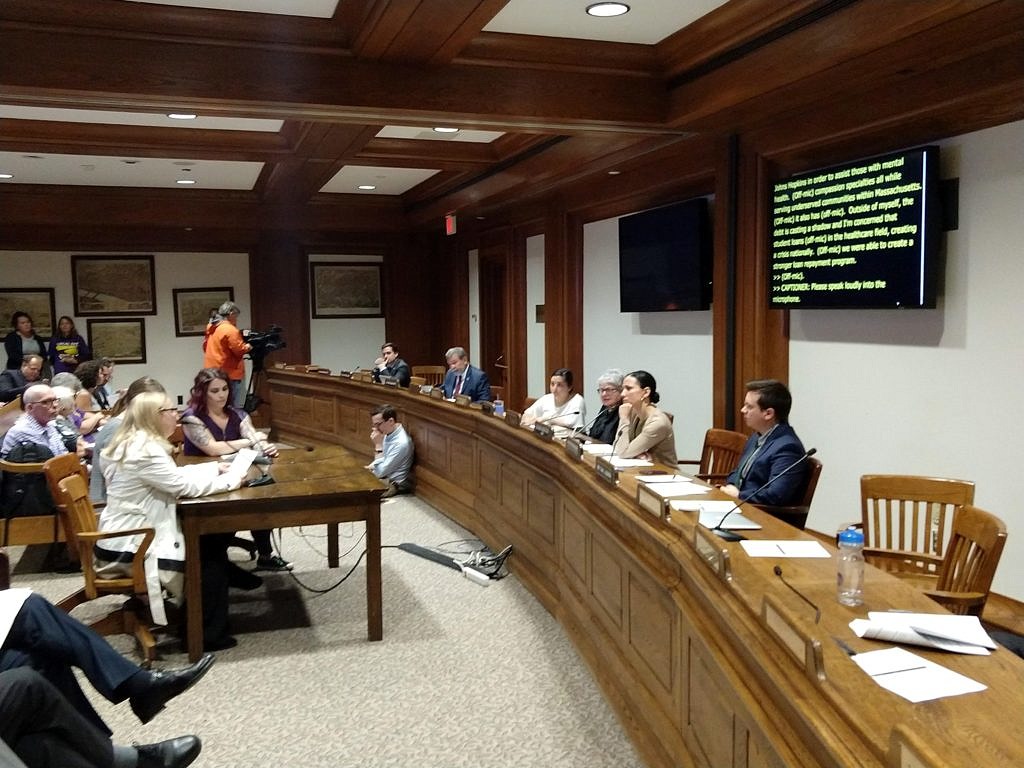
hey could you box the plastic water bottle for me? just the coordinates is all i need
[493,399,505,417]
[837,527,865,606]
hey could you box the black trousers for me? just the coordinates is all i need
[0,593,140,737]
[0,667,114,768]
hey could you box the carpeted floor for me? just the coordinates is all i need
[9,495,642,768]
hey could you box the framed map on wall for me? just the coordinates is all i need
[309,262,383,318]
[0,288,56,337]
[87,318,147,364]
[72,255,157,316]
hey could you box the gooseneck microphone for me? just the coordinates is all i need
[535,410,580,426]
[570,410,604,439]
[712,448,817,542]
[774,565,821,623]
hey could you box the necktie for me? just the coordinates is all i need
[455,374,463,396]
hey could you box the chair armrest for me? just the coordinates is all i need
[696,472,730,484]
[923,589,987,614]
[77,528,155,592]
[677,459,700,467]
[0,459,47,473]
[863,548,943,573]
[755,504,810,530]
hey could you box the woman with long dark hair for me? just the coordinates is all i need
[613,370,677,466]
[4,311,48,371]
[47,315,92,374]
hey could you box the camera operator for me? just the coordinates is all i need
[202,301,250,408]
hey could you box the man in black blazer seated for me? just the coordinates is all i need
[721,379,809,506]
[371,341,411,388]
[441,346,491,402]
[0,355,44,403]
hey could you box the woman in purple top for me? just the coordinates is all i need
[179,367,291,572]
[47,315,92,374]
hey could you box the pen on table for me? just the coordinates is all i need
[777,543,786,555]
[872,665,928,677]
[832,636,857,656]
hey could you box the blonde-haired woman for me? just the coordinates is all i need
[97,390,246,651]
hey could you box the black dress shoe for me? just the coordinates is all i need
[130,654,216,724]
[136,735,202,768]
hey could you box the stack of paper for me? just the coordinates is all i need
[849,612,997,655]
[636,475,710,497]
[669,499,763,531]
[852,647,987,702]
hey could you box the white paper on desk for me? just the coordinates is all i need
[852,647,986,703]
[636,473,692,484]
[670,499,763,530]
[637,480,710,497]
[609,457,653,468]
[850,612,995,655]
[673,499,735,513]
[227,448,257,480]
[740,540,831,558]
[581,443,614,456]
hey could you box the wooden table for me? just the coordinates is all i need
[176,445,385,661]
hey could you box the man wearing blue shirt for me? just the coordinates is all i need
[366,404,414,498]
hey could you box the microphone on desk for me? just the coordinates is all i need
[712,448,817,542]
[570,411,603,439]
[774,565,821,624]
[535,410,580,426]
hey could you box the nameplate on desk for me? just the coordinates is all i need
[761,594,825,683]
[338,370,353,378]
[595,456,618,487]
[533,422,555,441]
[564,436,583,460]
[429,387,444,400]
[419,384,433,395]
[693,525,732,582]
[381,376,399,387]
[478,400,494,415]
[454,394,471,407]
[636,482,669,520]
[504,410,521,427]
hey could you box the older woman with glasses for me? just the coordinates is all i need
[97,390,245,651]
[587,369,624,444]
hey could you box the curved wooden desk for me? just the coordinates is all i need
[267,368,1024,768]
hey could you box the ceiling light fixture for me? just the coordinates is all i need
[586,2,629,17]
[433,127,459,134]
[176,179,197,185]
[168,113,197,120]
[357,184,377,191]
[607,170,622,175]
[0,173,13,179]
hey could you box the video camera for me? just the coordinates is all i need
[244,325,286,371]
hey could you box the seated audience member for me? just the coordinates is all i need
[721,379,808,506]
[0,667,202,768]
[47,315,91,375]
[441,347,491,402]
[1,385,68,460]
[587,369,624,444]
[74,361,108,414]
[97,358,122,407]
[371,341,411,388]
[4,312,47,373]
[521,368,587,438]
[0,589,213,759]
[49,386,88,457]
[613,370,678,466]
[51,374,105,446]
[0,355,44,403]
[365,404,414,498]
[0,385,68,519]
[98,391,248,652]
[179,367,291,572]
[89,377,165,503]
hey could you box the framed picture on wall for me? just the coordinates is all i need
[72,255,157,316]
[309,262,383,318]
[173,287,235,337]
[0,288,56,338]
[86,318,147,364]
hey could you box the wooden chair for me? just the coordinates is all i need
[43,453,90,562]
[917,505,1005,616]
[1,457,64,549]
[860,475,975,577]
[0,396,22,438]
[678,428,748,483]
[411,366,445,386]
[54,473,158,663]
[409,375,426,388]
[756,456,822,530]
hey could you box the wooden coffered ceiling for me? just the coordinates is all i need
[1,0,1022,246]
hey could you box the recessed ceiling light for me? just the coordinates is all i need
[357,185,377,191]
[586,2,629,17]
[433,127,459,134]
[607,170,622,175]
[168,113,197,120]
[0,173,13,180]
[176,179,197,185]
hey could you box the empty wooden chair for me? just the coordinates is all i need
[860,475,975,577]
[411,366,445,386]
[679,428,748,483]
[756,456,823,530]
[923,505,1006,616]
[54,474,158,663]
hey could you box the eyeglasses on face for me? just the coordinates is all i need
[28,397,58,407]
[159,407,179,414]
[597,387,620,394]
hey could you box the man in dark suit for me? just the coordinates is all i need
[721,380,809,506]
[0,355,44,403]
[441,346,491,402]
[371,341,411,388]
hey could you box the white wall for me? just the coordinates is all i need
[308,254,386,371]
[525,234,546,395]
[582,218,714,461]
[0,250,250,405]
[791,119,1024,598]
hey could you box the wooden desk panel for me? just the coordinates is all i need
[267,369,1024,768]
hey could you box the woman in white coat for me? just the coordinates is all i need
[96,390,247,651]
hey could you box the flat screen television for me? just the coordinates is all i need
[768,145,941,309]
[618,197,712,312]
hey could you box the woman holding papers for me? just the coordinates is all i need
[521,368,586,438]
[613,370,678,466]
[180,367,291,573]
[97,390,244,651]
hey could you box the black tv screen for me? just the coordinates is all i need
[769,145,941,309]
[618,197,712,312]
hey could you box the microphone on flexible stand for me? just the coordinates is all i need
[570,410,604,440]
[712,448,817,542]
[774,565,821,623]
[535,410,580,426]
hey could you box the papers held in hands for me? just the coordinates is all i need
[850,612,997,655]
[670,499,763,532]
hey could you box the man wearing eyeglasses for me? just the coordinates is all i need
[0,354,44,404]
[364,404,414,498]
[1,384,69,459]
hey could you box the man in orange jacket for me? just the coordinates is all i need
[202,301,250,408]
